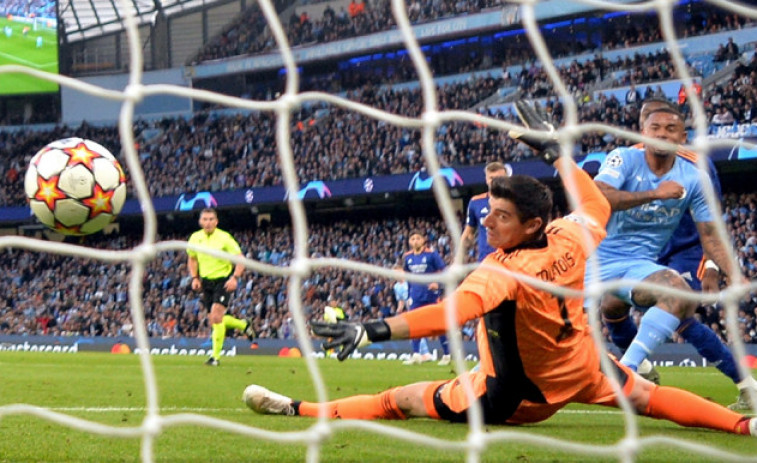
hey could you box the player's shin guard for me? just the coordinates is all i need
[621,307,679,370]
[211,322,225,360]
[297,388,406,420]
[646,385,745,434]
[603,313,638,352]
[678,317,742,383]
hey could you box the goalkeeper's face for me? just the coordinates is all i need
[483,197,543,251]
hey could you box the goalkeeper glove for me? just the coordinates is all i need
[509,100,560,164]
[311,320,391,361]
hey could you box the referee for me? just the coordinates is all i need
[187,208,254,366]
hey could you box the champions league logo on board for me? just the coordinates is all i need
[407,167,464,191]
[285,181,333,200]
[175,192,218,211]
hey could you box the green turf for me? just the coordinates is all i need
[0,17,59,95]
[0,353,755,462]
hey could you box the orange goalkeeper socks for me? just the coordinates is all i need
[646,385,745,434]
[297,388,406,420]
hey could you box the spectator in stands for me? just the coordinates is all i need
[625,84,642,107]
[725,37,740,61]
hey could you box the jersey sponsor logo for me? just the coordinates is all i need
[628,203,682,224]
[536,252,576,281]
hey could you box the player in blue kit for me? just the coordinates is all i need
[402,229,447,365]
[586,106,744,386]
[462,162,509,261]
[603,98,757,409]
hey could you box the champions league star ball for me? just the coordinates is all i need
[24,138,127,235]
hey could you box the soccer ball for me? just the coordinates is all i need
[24,138,127,236]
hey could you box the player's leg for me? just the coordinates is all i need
[404,304,424,364]
[208,302,227,366]
[437,335,451,366]
[600,294,636,353]
[622,268,696,371]
[589,356,755,435]
[677,317,757,409]
[244,372,493,422]
[243,381,435,419]
[222,312,255,340]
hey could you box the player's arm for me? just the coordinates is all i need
[697,257,721,293]
[695,221,740,283]
[223,235,245,291]
[508,100,610,229]
[311,290,484,361]
[555,158,611,229]
[461,224,476,250]
[187,254,201,290]
[595,180,684,211]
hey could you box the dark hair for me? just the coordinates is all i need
[640,97,674,123]
[408,229,425,239]
[643,106,684,123]
[489,175,552,233]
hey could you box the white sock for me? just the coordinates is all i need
[637,358,654,375]
[737,375,757,391]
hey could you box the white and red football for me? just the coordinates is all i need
[24,137,127,235]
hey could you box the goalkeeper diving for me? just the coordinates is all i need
[243,101,756,436]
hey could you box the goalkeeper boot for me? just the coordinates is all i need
[735,417,757,436]
[243,385,295,415]
[637,359,660,385]
[728,387,756,411]
[205,357,219,367]
[437,355,451,366]
[244,319,256,341]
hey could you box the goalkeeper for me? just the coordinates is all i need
[244,102,755,436]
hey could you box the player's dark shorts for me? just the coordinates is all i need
[422,354,634,425]
[200,275,233,309]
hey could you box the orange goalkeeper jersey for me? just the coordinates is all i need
[400,164,610,404]
[402,213,607,405]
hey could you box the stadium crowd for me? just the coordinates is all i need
[3,46,756,208]
[190,0,509,64]
[1,190,757,345]
[189,0,745,69]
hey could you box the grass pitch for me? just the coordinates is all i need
[0,17,59,95]
[0,352,755,462]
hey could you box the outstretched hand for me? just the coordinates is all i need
[311,321,370,361]
[509,100,560,164]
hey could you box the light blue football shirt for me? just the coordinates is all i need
[594,146,713,262]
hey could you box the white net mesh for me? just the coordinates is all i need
[1,0,757,462]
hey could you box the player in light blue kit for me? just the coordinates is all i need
[586,106,743,386]
[402,229,447,365]
[462,162,509,262]
[603,98,757,409]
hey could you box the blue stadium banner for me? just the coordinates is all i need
[1,140,753,223]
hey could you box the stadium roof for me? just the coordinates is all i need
[60,0,225,42]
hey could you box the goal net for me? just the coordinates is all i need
[0,0,756,462]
